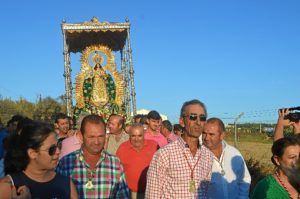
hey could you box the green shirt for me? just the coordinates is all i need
[251,175,290,199]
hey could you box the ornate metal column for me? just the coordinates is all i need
[124,48,131,116]
[121,48,129,117]
[126,20,137,116]
[62,24,73,116]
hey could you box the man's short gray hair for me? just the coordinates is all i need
[180,99,207,117]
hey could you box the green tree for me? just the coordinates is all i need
[56,95,67,113]
[33,96,64,123]
[15,97,34,119]
[0,98,18,124]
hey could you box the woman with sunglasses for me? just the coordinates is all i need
[251,137,300,199]
[0,121,78,199]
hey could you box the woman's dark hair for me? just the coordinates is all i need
[271,137,299,166]
[4,121,54,174]
[16,117,34,134]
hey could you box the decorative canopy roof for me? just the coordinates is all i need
[62,17,130,53]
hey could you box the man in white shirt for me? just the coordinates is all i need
[105,114,129,155]
[202,117,251,199]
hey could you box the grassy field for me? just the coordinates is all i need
[238,142,272,168]
[225,132,274,173]
[227,140,274,173]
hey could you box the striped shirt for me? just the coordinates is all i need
[145,137,213,199]
[56,149,129,199]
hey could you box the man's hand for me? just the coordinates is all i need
[291,121,300,134]
[274,108,291,141]
[277,108,291,127]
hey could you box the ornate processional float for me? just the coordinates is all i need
[61,17,136,122]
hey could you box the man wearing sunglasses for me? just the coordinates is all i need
[56,114,129,198]
[146,99,213,198]
[202,117,251,199]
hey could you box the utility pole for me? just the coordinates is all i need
[234,112,244,147]
[260,123,262,134]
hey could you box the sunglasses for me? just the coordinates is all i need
[40,141,62,156]
[184,113,207,122]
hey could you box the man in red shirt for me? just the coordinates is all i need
[116,123,159,199]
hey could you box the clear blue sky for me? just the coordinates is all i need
[1,0,299,124]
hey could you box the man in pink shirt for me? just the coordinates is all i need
[144,110,167,147]
[54,113,70,140]
[59,112,89,159]
[59,130,82,159]
[161,120,178,143]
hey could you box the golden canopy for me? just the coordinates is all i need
[61,17,136,119]
[62,17,129,53]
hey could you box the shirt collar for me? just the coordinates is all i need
[178,136,202,149]
[213,140,227,160]
[78,148,106,167]
[222,140,227,150]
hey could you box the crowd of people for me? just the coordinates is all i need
[0,99,299,198]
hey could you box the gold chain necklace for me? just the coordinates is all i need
[85,167,96,189]
[79,153,102,190]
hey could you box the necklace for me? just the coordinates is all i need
[85,168,96,189]
[275,170,299,199]
[183,151,201,193]
[79,153,100,190]
[217,151,225,176]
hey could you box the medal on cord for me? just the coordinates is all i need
[219,152,225,176]
[79,154,95,190]
[183,152,201,193]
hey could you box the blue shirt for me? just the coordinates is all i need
[0,130,8,159]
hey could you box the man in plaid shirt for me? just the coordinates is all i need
[145,99,213,198]
[56,114,129,199]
